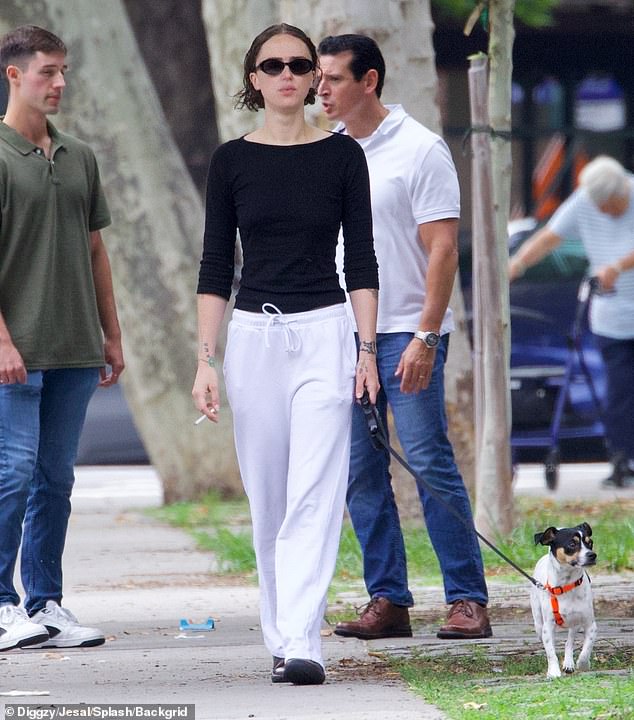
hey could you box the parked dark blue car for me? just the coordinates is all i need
[76,383,149,465]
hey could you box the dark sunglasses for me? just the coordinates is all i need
[256,58,315,76]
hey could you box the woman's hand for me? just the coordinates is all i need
[194,294,228,424]
[355,349,380,404]
[348,288,380,404]
[192,364,221,424]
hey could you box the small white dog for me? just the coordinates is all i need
[530,523,597,679]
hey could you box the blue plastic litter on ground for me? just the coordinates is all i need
[179,617,215,631]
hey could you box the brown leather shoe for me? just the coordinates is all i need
[334,597,412,639]
[437,599,492,639]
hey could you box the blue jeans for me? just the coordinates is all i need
[347,333,488,607]
[0,368,99,613]
[594,334,634,462]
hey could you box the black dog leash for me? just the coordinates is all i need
[360,391,544,590]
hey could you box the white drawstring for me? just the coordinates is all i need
[262,303,301,352]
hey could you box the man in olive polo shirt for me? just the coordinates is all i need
[0,25,124,651]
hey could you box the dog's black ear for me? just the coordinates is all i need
[535,527,558,546]
[579,522,592,537]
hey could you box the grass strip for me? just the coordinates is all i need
[394,647,634,719]
[149,495,633,578]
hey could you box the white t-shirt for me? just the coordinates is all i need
[549,181,634,339]
[336,105,460,334]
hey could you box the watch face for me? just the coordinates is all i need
[415,331,440,347]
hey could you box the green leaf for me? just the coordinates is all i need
[432,0,558,28]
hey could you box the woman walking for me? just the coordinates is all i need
[192,23,379,685]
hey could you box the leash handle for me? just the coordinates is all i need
[360,390,381,449]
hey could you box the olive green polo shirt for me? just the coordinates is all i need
[0,119,111,369]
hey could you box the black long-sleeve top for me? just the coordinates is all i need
[197,132,378,313]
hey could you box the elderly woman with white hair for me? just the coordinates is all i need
[509,155,634,487]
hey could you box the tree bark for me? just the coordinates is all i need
[0,0,241,502]
[488,0,514,361]
[468,54,514,536]
[484,0,515,529]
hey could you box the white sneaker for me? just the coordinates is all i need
[0,604,49,651]
[30,601,105,648]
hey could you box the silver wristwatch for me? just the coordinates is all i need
[414,330,440,348]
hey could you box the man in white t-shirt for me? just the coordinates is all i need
[317,34,491,640]
[510,156,634,486]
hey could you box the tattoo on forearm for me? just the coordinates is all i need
[197,341,216,367]
[359,340,377,355]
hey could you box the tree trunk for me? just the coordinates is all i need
[484,0,515,528]
[0,1,241,502]
[468,54,514,536]
[121,0,219,195]
[488,0,514,373]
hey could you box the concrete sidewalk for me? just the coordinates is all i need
[1,463,631,720]
[513,460,634,499]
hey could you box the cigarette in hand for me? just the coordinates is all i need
[194,409,217,425]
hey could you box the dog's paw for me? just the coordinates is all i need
[576,658,591,671]
[563,655,575,674]
[546,666,562,679]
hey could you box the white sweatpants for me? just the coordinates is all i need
[224,304,356,667]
